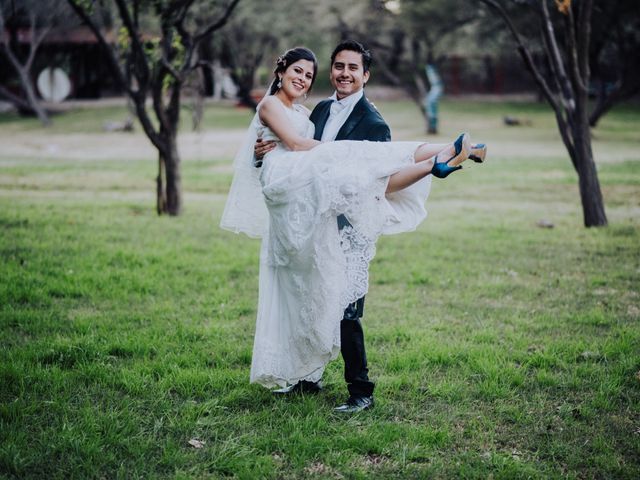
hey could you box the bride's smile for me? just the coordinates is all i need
[277,60,315,103]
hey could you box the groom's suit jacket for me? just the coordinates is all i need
[310,95,391,143]
[309,94,391,319]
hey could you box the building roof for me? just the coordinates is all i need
[1,26,116,44]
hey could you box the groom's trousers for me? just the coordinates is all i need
[338,214,375,397]
[341,299,375,397]
[337,214,375,397]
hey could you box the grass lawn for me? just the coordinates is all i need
[1,98,639,479]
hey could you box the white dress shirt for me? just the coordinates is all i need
[320,89,364,142]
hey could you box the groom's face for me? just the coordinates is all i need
[330,50,370,100]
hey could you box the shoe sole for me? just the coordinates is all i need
[469,144,487,163]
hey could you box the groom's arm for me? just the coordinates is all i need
[367,122,391,142]
[361,101,391,142]
[254,138,276,165]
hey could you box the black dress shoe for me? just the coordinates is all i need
[272,380,322,395]
[334,395,374,413]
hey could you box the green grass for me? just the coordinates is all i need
[1,99,639,478]
[0,102,253,134]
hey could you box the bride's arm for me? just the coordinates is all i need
[258,97,321,152]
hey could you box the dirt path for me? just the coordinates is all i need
[1,126,633,167]
[0,130,246,163]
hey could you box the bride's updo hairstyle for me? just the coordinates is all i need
[268,47,318,95]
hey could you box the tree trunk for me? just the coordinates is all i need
[478,0,608,228]
[156,152,167,215]
[0,85,34,112]
[573,121,607,227]
[164,134,182,216]
[576,154,607,227]
[18,69,51,126]
[0,13,51,126]
[0,48,51,125]
[155,124,182,216]
[233,79,258,110]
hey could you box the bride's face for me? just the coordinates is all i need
[279,60,315,100]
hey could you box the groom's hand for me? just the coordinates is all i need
[254,138,276,167]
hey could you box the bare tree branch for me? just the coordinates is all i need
[589,82,640,126]
[162,57,182,81]
[0,84,33,111]
[24,12,50,71]
[564,4,587,96]
[477,0,559,112]
[174,3,193,59]
[0,6,51,125]
[479,0,576,164]
[539,0,575,111]
[175,0,197,39]
[152,75,169,137]
[66,0,165,152]
[114,0,150,87]
[0,8,23,74]
[193,0,241,46]
[539,20,564,100]
[577,0,593,81]
[434,14,477,38]
[65,0,129,93]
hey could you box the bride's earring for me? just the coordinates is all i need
[277,77,282,89]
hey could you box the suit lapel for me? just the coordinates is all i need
[311,101,332,140]
[336,96,368,140]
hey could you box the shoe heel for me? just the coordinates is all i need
[447,133,471,167]
[469,143,487,163]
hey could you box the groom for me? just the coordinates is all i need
[255,40,390,413]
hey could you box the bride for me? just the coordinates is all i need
[220,47,485,389]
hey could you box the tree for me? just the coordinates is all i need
[588,0,640,126]
[212,0,318,109]
[67,0,241,216]
[478,0,607,227]
[215,1,279,109]
[0,0,71,125]
[327,0,476,133]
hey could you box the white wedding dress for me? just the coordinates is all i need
[221,100,431,388]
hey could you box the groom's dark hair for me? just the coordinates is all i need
[330,40,372,73]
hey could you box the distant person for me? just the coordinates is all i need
[424,62,443,134]
[221,43,487,414]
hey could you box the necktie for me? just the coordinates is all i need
[330,100,345,117]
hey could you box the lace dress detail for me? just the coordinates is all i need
[234,104,431,388]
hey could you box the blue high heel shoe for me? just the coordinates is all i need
[431,133,470,178]
[431,158,461,178]
[446,133,471,167]
[469,143,487,163]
